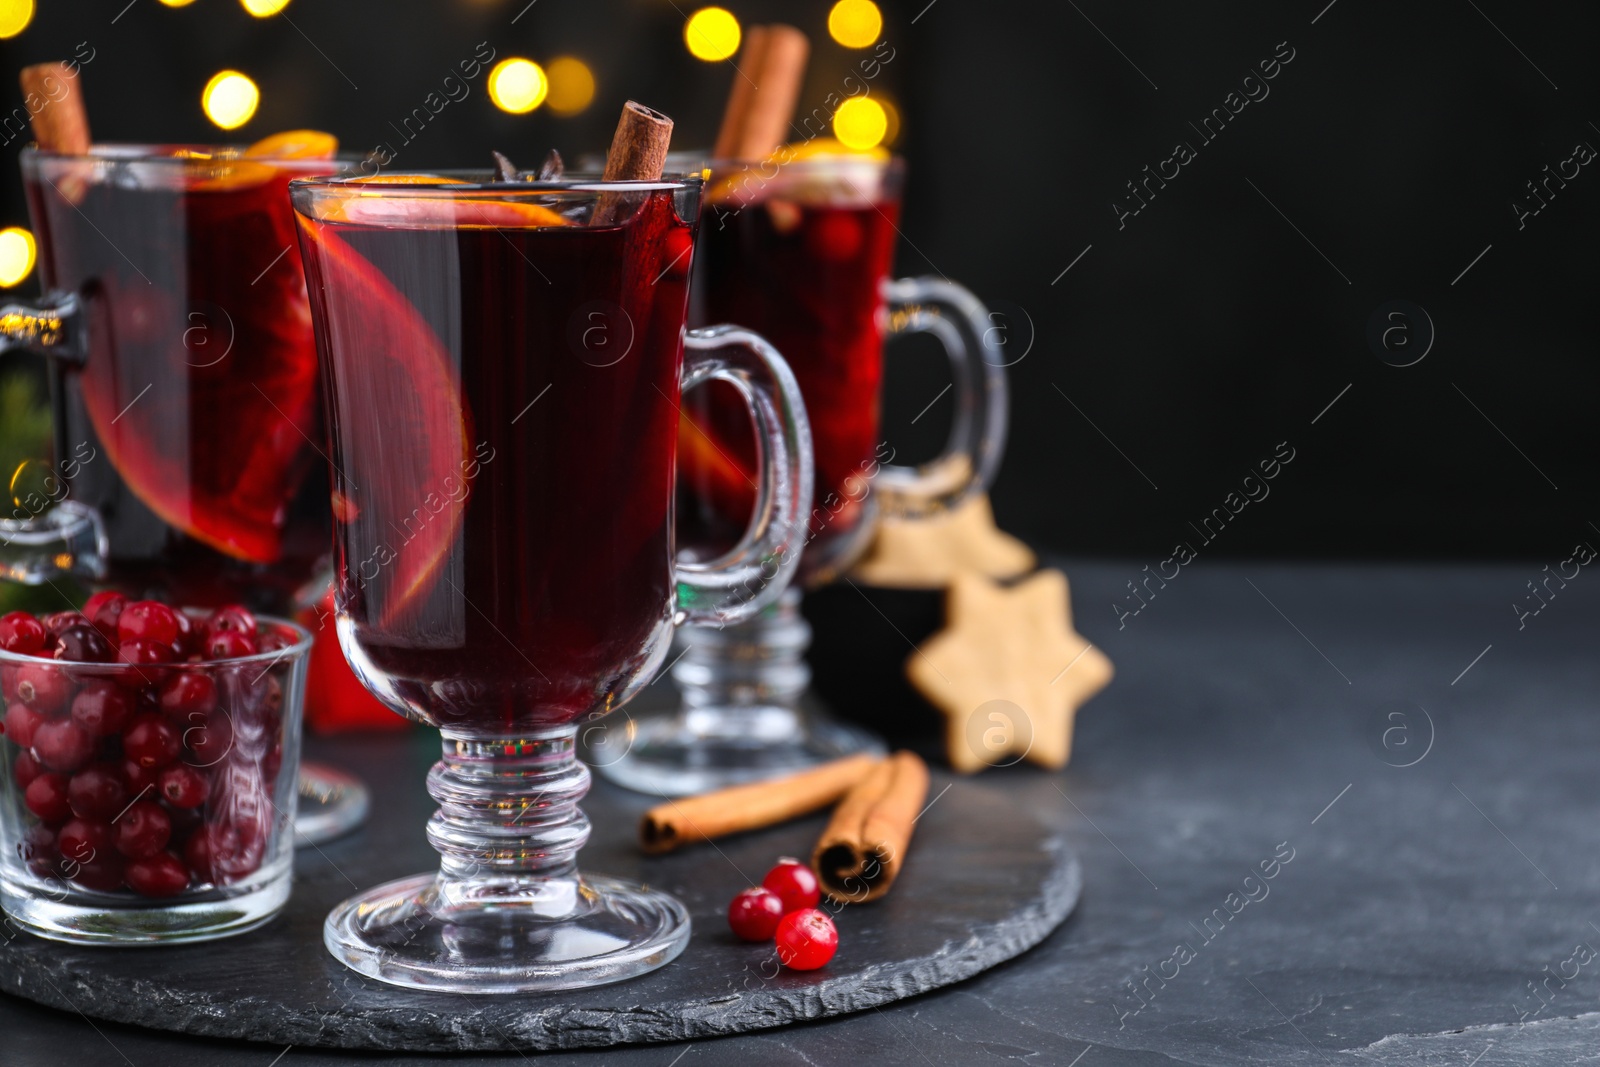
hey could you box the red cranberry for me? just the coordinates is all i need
[70,682,133,737]
[774,908,838,971]
[157,763,207,808]
[123,713,181,769]
[114,800,171,859]
[207,605,258,639]
[262,742,283,785]
[118,600,181,646]
[65,852,124,891]
[254,674,283,716]
[0,611,47,655]
[32,719,93,773]
[183,709,234,767]
[14,662,73,715]
[19,824,56,876]
[1,664,18,703]
[121,758,160,793]
[158,672,217,718]
[57,817,112,864]
[24,772,70,822]
[117,638,174,686]
[3,701,44,748]
[256,625,297,654]
[13,749,42,789]
[52,621,113,663]
[762,858,821,913]
[727,886,786,941]
[41,610,85,638]
[186,822,264,884]
[82,591,126,626]
[205,630,257,660]
[67,763,128,820]
[125,851,189,897]
[172,610,198,657]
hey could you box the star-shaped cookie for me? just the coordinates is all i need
[851,492,1036,590]
[907,569,1112,773]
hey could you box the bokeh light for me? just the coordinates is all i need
[546,56,596,116]
[240,0,291,14]
[0,0,34,39]
[158,0,199,6]
[201,71,260,131]
[833,97,888,151]
[488,58,548,114]
[685,7,740,62]
[879,96,900,146]
[827,0,881,49]
[0,227,36,287]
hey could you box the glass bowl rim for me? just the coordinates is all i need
[0,612,314,669]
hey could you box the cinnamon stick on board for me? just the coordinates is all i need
[594,100,674,226]
[20,62,91,154]
[812,750,929,904]
[639,753,880,855]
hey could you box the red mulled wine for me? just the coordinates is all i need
[21,148,336,611]
[679,156,903,581]
[293,179,698,735]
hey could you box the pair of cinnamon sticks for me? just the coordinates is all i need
[640,751,929,904]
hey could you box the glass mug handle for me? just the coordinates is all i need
[674,325,814,628]
[0,291,105,584]
[875,276,1010,517]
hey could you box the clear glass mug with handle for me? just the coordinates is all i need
[0,144,371,844]
[598,151,1008,797]
[290,169,812,992]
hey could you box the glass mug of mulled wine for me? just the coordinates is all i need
[0,144,370,843]
[290,169,811,992]
[595,150,1008,796]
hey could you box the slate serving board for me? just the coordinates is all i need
[0,746,1080,1052]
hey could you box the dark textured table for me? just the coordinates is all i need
[6,559,1597,1066]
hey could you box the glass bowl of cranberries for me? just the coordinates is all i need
[0,594,312,944]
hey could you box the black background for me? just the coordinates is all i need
[3,0,1594,561]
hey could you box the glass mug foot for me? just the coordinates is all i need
[324,871,689,993]
[322,732,689,993]
[294,761,371,846]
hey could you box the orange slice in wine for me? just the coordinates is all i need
[344,173,468,185]
[243,129,339,160]
[296,219,474,628]
[193,130,339,192]
[316,180,570,229]
[677,405,757,527]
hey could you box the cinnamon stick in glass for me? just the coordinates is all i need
[737,24,808,161]
[812,750,929,903]
[713,24,809,163]
[594,100,674,226]
[20,61,91,155]
[639,753,880,855]
[712,24,770,161]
